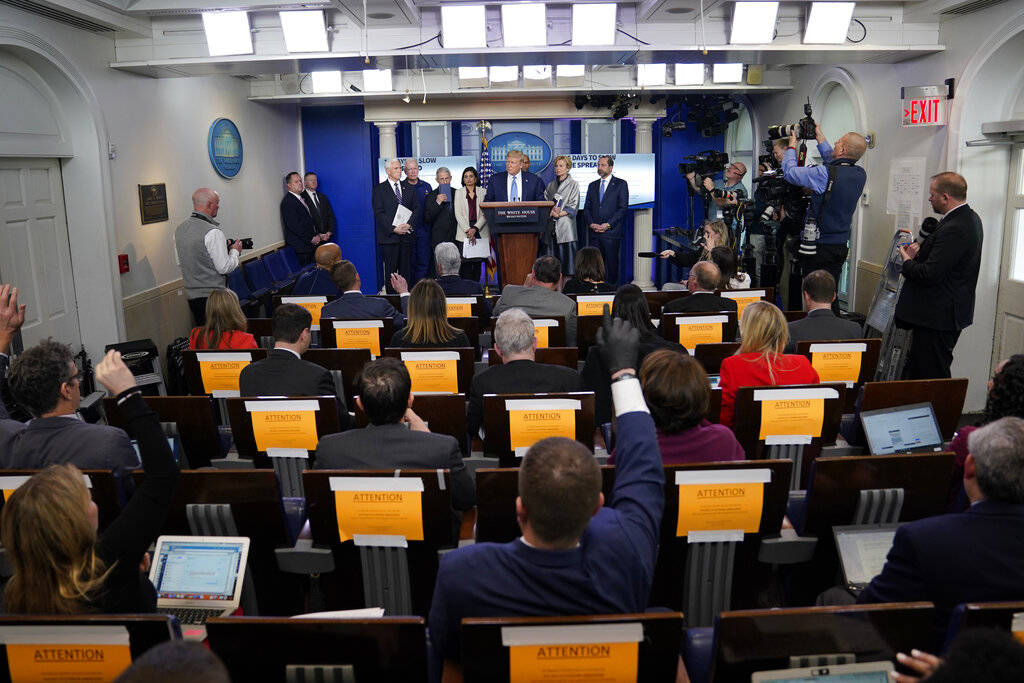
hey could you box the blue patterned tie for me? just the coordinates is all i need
[600,178,607,203]
[394,182,401,202]
[511,176,519,202]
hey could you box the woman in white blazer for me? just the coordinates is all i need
[453,166,490,282]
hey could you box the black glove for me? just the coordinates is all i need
[595,305,640,377]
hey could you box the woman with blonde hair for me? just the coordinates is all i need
[389,279,470,348]
[718,301,819,427]
[658,219,729,269]
[1,351,178,614]
[543,155,580,269]
[188,288,256,349]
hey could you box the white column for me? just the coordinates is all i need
[376,121,398,159]
[632,118,657,290]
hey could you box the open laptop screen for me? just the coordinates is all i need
[152,540,245,601]
[752,662,893,682]
[833,525,900,586]
[860,402,942,455]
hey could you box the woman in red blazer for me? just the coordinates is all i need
[719,301,819,428]
[188,289,257,350]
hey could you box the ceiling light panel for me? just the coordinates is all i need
[730,2,778,44]
[311,71,342,93]
[202,11,253,57]
[458,67,489,88]
[638,63,666,87]
[362,69,393,92]
[712,63,744,83]
[675,63,705,85]
[524,65,552,82]
[572,3,617,46]
[442,5,487,49]
[557,64,585,86]
[490,66,519,84]
[279,10,328,52]
[501,3,547,48]
[804,2,856,44]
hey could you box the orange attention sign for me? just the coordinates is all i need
[759,398,824,439]
[533,321,557,348]
[676,316,726,351]
[330,477,425,543]
[246,400,321,452]
[577,296,615,317]
[721,290,765,319]
[282,297,328,330]
[810,343,866,384]
[506,398,580,455]
[401,352,459,394]
[1013,613,1024,645]
[446,297,476,318]
[0,625,132,683]
[197,352,252,395]
[333,321,383,356]
[0,475,89,503]
[508,642,638,682]
[674,469,771,536]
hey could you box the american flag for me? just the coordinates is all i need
[478,131,497,283]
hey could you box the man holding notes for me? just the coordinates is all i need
[373,158,418,292]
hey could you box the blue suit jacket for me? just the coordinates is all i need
[321,291,408,329]
[293,269,341,297]
[485,171,545,203]
[582,175,629,239]
[280,193,317,256]
[859,500,1024,641]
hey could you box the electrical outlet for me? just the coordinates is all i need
[861,190,870,207]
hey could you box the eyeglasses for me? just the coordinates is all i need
[65,372,82,385]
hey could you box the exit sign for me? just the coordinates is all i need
[902,97,946,127]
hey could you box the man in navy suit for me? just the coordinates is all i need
[372,158,418,292]
[485,150,545,203]
[582,156,629,284]
[321,260,409,329]
[858,416,1024,641]
[281,171,320,266]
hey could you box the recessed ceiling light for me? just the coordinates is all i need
[666,6,694,14]
[572,3,617,46]
[730,1,778,44]
[804,2,856,44]
[441,5,486,49]
[311,71,342,93]
[675,63,705,85]
[201,11,253,57]
[279,10,328,53]
[712,63,744,83]
[368,12,394,20]
[362,69,393,92]
[638,63,667,87]
[501,3,547,48]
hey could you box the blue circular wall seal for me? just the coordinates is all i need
[208,118,243,178]
[487,131,553,172]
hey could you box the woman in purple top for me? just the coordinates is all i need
[610,348,745,464]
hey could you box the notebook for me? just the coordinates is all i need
[833,524,901,593]
[150,535,250,640]
[859,402,943,455]
[752,661,894,682]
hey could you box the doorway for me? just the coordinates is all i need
[993,143,1024,364]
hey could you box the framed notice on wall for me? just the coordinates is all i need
[138,183,168,224]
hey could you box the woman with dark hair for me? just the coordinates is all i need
[609,350,743,464]
[389,279,470,348]
[562,247,617,294]
[709,245,751,290]
[947,354,1024,509]
[454,167,489,282]
[581,284,686,425]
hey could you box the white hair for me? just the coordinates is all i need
[435,243,461,276]
[494,309,535,356]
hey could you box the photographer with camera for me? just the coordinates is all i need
[780,119,867,293]
[174,187,243,326]
[686,160,748,229]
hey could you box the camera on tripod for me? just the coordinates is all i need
[679,150,729,176]
[766,98,816,141]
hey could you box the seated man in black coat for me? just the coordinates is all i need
[239,303,351,431]
[314,357,474,510]
[434,243,491,320]
[321,260,409,329]
[467,308,581,440]
[663,262,738,314]
[859,416,1024,640]
[0,338,138,471]
[784,269,863,353]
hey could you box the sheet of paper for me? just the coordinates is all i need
[886,157,926,216]
[462,236,490,259]
[392,204,412,227]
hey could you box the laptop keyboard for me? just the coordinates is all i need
[157,607,225,624]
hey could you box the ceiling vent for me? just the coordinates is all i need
[938,0,1009,16]
[0,0,114,32]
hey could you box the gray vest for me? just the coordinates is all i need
[175,213,225,299]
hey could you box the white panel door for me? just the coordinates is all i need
[0,157,81,351]
[994,143,1024,365]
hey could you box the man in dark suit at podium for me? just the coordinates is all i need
[895,172,983,380]
[372,158,418,291]
[664,262,737,314]
[485,150,545,203]
[281,172,319,265]
[583,156,629,284]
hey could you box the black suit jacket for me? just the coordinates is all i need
[859,499,1024,641]
[467,359,581,439]
[314,422,474,510]
[663,292,738,314]
[303,189,336,235]
[281,193,317,256]
[423,189,458,246]
[784,309,864,353]
[436,275,483,296]
[895,204,983,331]
[0,415,137,472]
[372,179,420,246]
[321,292,408,329]
[582,176,630,239]
[238,349,351,430]
[484,172,545,202]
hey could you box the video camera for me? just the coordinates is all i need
[766,98,816,141]
[226,238,254,250]
[679,150,729,177]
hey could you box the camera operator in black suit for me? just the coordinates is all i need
[894,172,983,380]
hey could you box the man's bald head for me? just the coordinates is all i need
[688,261,721,292]
[314,242,342,270]
[839,133,867,160]
[192,188,219,217]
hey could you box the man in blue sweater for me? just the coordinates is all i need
[428,310,664,673]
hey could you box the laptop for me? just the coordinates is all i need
[859,402,944,455]
[832,524,901,594]
[708,374,721,389]
[752,661,894,682]
[150,535,250,639]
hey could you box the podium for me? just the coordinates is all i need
[481,201,554,288]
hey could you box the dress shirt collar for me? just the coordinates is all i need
[272,346,302,359]
[343,289,362,295]
[942,202,968,221]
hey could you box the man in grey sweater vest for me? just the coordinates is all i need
[174,188,242,325]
